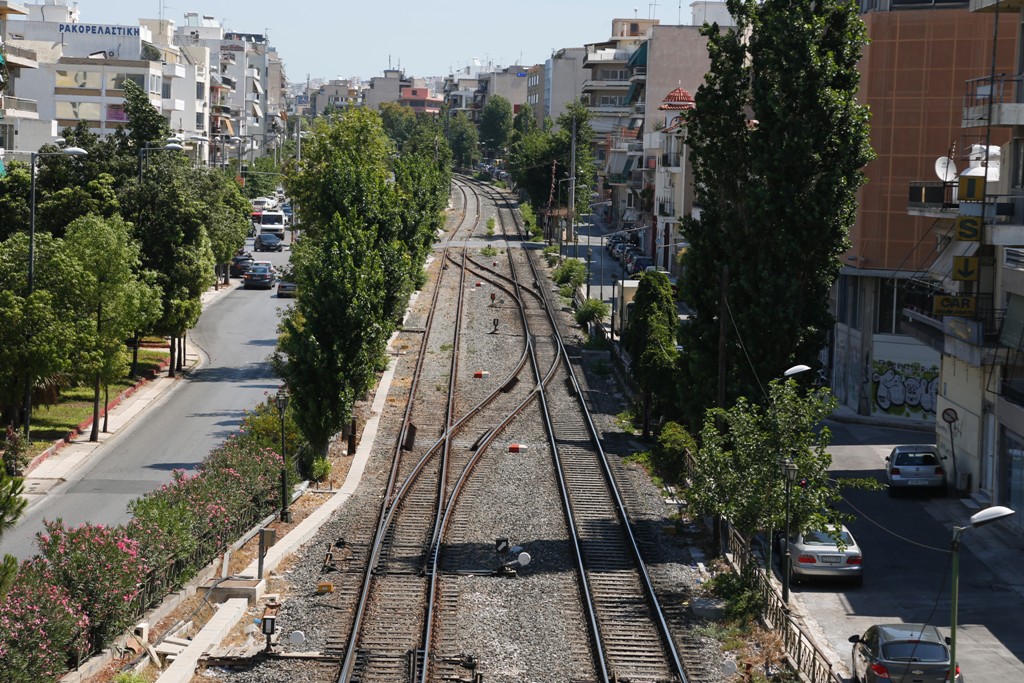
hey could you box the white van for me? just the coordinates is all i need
[252,196,277,212]
[258,210,286,239]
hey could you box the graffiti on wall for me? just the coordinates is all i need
[870,360,938,420]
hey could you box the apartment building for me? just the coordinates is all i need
[0,0,51,154]
[540,47,586,130]
[834,2,1015,444]
[310,78,362,116]
[397,86,442,115]
[895,0,1023,525]
[364,69,412,111]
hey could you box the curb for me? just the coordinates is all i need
[23,358,171,476]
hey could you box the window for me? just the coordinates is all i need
[162,79,172,99]
[56,70,101,89]
[195,112,205,130]
[56,101,101,121]
[196,82,205,99]
[1013,139,1024,190]
[106,73,146,91]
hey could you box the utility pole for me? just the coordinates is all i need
[569,117,577,259]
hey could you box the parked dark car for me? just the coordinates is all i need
[229,255,254,278]
[628,256,655,276]
[850,624,962,683]
[243,265,276,290]
[254,233,284,252]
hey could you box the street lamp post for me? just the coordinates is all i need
[780,457,799,607]
[275,389,292,523]
[22,143,89,438]
[949,505,1014,682]
[586,248,593,300]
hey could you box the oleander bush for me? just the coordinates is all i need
[0,397,308,682]
[0,559,89,682]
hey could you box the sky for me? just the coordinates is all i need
[79,0,705,83]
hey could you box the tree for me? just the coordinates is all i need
[121,79,171,150]
[197,168,251,285]
[624,272,679,436]
[273,214,387,459]
[684,380,863,541]
[0,163,31,242]
[0,431,27,595]
[447,111,478,168]
[677,0,873,426]
[379,102,419,149]
[511,102,538,142]
[478,94,513,158]
[0,232,89,433]
[62,215,159,442]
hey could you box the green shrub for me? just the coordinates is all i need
[481,245,498,257]
[519,203,542,240]
[113,673,149,683]
[575,298,610,327]
[486,217,496,236]
[2,426,30,476]
[311,457,332,482]
[553,258,586,288]
[709,569,764,620]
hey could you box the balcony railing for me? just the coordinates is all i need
[662,152,681,168]
[908,180,957,210]
[2,43,37,62]
[1,96,38,113]
[964,74,1023,110]
[658,201,675,216]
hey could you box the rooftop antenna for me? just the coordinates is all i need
[649,1,659,19]
[678,0,683,24]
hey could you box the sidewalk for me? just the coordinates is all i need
[21,278,240,494]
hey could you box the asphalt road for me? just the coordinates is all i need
[0,242,291,559]
[792,419,1024,681]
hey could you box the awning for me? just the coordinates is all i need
[251,102,263,118]
[222,118,235,136]
[1002,293,1024,349]
[252,79,264,94]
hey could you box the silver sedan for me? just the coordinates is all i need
[783,525,863,587]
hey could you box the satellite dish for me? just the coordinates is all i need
[935,157,957,182]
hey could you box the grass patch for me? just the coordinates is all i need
[440,343,454,352]
[481,245,498,257]
[486,217,496,236]
[584,336,609,350]
[615,408,639,435]
[27,349,169,455]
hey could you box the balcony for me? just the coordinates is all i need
[907,180,958,216]
[970,0,1024,11]
[0,95,39,119]
[162,61,186,79]
[582,79,630,91]
[662,152,682,169]
[962,75,1024,129]
[658,200,676,217]
[2,42,37,68]
[630,66,647,81]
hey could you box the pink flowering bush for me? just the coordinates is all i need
[0,559,89,682]
[35,520,148,651]
[127,435,287,580]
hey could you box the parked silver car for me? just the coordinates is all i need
[849,623,963,683]
[886,445,946,496]
[782,524,863,586]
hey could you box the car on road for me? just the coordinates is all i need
[229,254,254,278]
[849,623,962,683]
[628,256,655,276]
[780,524,863,586]
[886,445,946,496]
[254,233,284,252]
[243,264,276,290]
[277,279,297,298]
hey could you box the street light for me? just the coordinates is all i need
[780,457,799,607]
[586,248,593,299]
[275,388,292,523]
[138,139,184,182]
[22,143,89,438]
[949,505,1015,682]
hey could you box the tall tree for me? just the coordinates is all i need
[121,79,172,150]
[379,102,419,149]
[63,215,159,442]
[478,94,513,157]
[677,0,873,426]
[273,214,387,459]
[447,111,478,168]
[624,272,679,435]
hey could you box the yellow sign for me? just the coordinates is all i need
[933,295,976,316]
[958,176,985,202]
[952,256,979,281]
[955,216,981,242]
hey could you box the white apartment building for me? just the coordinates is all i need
[0,1,52,154]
